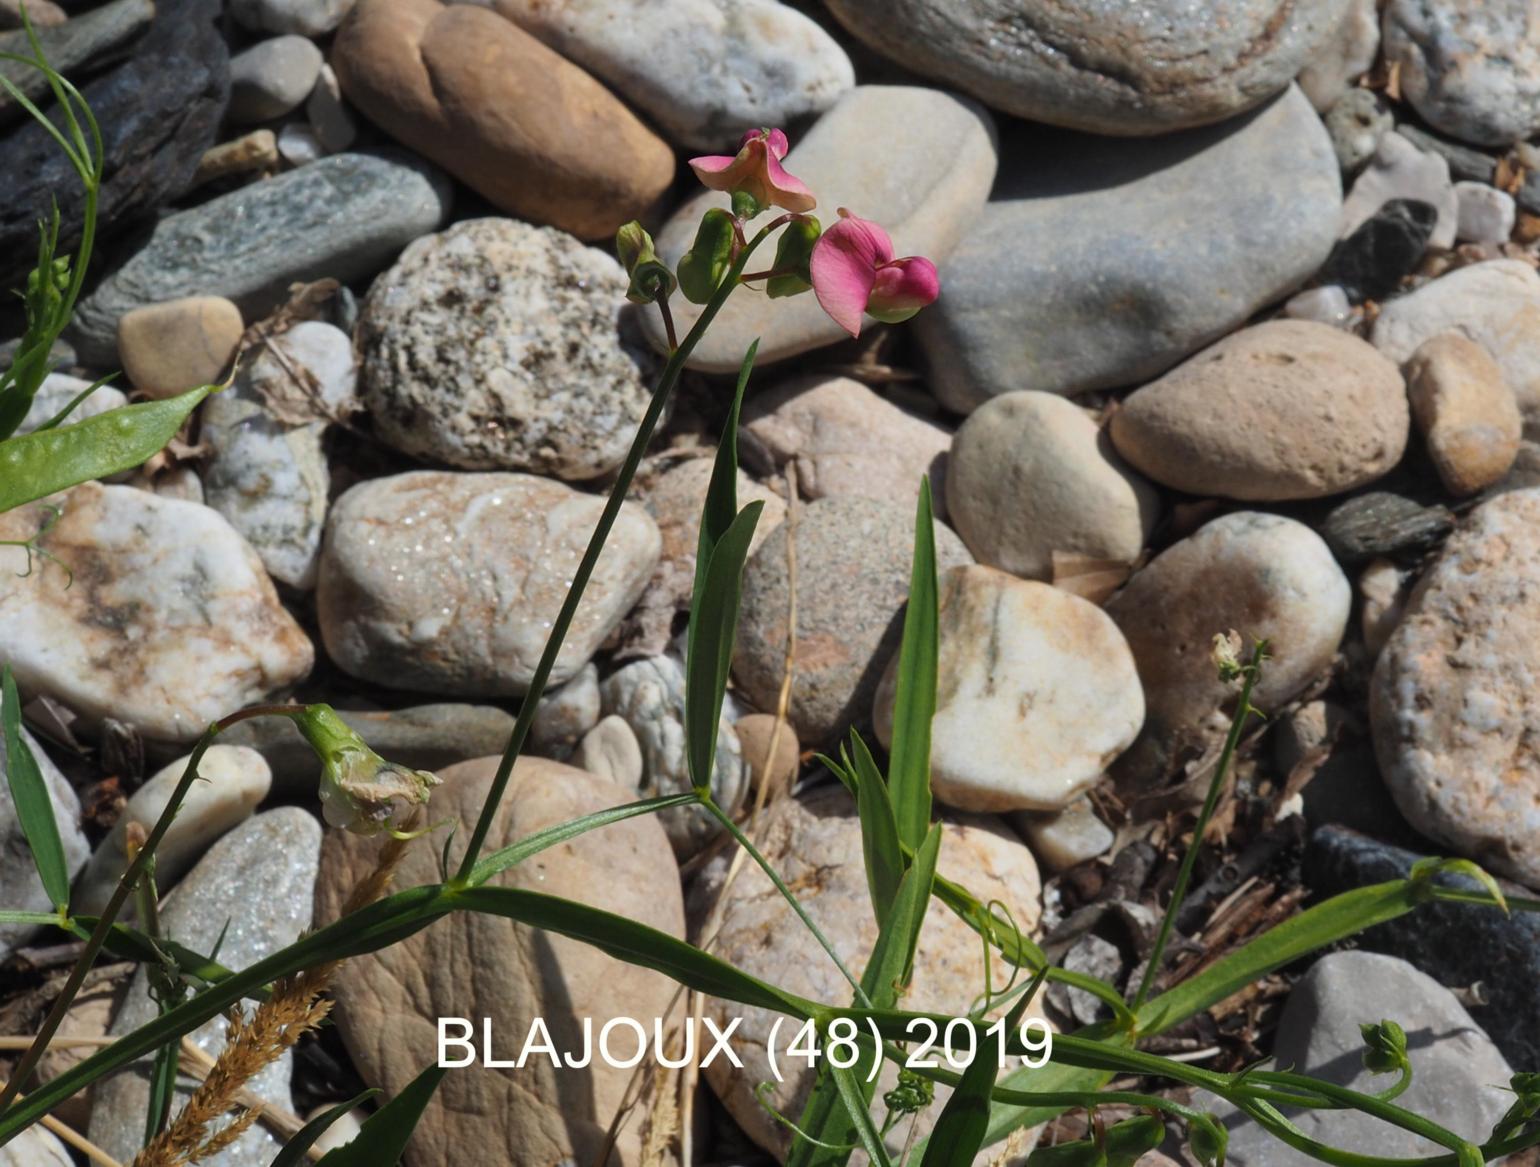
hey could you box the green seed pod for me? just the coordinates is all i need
[1103,1115,1167,1167]
[1028,1139,1107,1167]
[1188,1113,1228,1167]
[766,215,821,299]
[615,220,675,305]
[1360,1019,1409,1075]
[677,208,737,305]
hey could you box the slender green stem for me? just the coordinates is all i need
[1131,642,1267,1011]
[703,798,873,1008]
[453,223,784,881]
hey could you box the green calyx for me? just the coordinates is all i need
[678,208,738,304]
[614,220,675,306]
[766,215,820,299]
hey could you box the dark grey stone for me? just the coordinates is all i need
[68,150,452,364]
[0,0,227,290]
[1320,490,1454,565]
[1306,825,1540,1071]
[917,87,1340,412]
[1319,198,1438,303]
[0,0,153,126]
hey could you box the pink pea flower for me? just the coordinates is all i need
[810,208,940,338]
[688,128,816,214]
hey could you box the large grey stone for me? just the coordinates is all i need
[479,0,852,151]
[90,808,320,1167]
[1222,951,1513,1167]
[642,85,997,372]
[70,151,452,365]
[0,729,87,959]
[0,0,153,125]
[919,87,1341,412]
[823,0,1351,135]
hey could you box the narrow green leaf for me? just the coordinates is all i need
[1,666,68,910]
[316,1065,444,1166]
[691,338,757,613]
[0,383,213,513]
[920,1018,999,1167]
[887,477,937,850]
[271,1089,378,1166]
[685,501,764,793]
[849,730,903,929]
[832,1062,895,1167]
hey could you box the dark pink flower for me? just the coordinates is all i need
[809,208,940,337]
[688,128,816,214]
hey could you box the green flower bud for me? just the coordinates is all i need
[677,208,737,305]
[1028,1138,1107,1167]
[1188,1113,1228,1167]
[731,188,764,220]
[615,220,675,305]
[291,704,440,835]
[1360,1019,1409,1075]
[1103,1115,1166,1167]
[881,1067,933,1117]
[766,215,821,299]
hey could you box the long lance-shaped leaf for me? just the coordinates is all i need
[0,383,214,513]
[886,477,937,849]
[316,1067,444,1166]
[271,1089,378,1167]
[920,1018,1000,1167]
[787,824,944,1167]
[850,731,902,929]
[1,666,68,910]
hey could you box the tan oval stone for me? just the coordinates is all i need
[733,713,800,795]
[1405,332,1522,496]
[873,565,1144,812]
[1111,320,1409,501]
[317,756,685,1167]
[116,295,243,400]
[1106,511,1350,792]
[948,391,1159,581]
[694,784,1043,1163]
[332,0,674,240]
[1371,489,1540,888]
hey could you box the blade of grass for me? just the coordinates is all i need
[271,1089,378,1167]
[886,477,937,850]
[850,730,903,929]
[1,665,68,911]
[315,1066,444,1166]
[920,1018,1000,1167]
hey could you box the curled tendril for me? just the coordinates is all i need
[1,503,71,587]
[753,1081,858,1151]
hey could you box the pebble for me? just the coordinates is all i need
[919,87,1340,411]
[228,34,323,124]
[599,655,747,856]
[317,471,660,696]
[15,373,128,435]
[821,0,1351,135]
[74,745,273,914]
[1397,123,1499,185]
[232,0,352,36]
[573,714,644,790]
[694,784,1044,1162]
[358,218,656,479]
[116,295,243,400]
[482,0,853,150]
[1371,489,1540,888]
[1107,512,1350,790]
[1012,797,1115,873]
[305,1105,363,1154]
[332,0,673,241]
[1320,490,1455,564]
[305,63,356,153]
[874,565,1143,812]
[947,391,1158,581]
[1322,88,1393,174]
[277,122,324,167]
[1221,951,1513,1167]
[529,663,600,759]
[203,321,356,589]
[1405,333,1523,495]
[1110,321,1409,501]
[1297,0,1379,112]
[1339,132,1457,251]
[733,497,972,745]
[0,728,88,959]
[91,809,320,1167]
[69,150,452,366]
[1454,180,1516,244]
[0,1128,70,1166]
[644,85,998,372]
[733,713,799,795]
[1275,702,1413,840]
[1283,285,1352,326]
[218,702,516,794]
[0,0,154,125]
[1359,558,1410,658]
[1372,259,1540,432]
[1320,198,1439,303]
[316,756,683,1166]
[640,459,786,585]
[192,129,279,187]
[0,485,313,744]
[0,0,227,290]
[1307,824,1540,1069]
[741,375,952,516]
[0,0,65,27]
[1383,0,1540,147]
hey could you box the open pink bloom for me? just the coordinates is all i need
[688,128,816,214]
[809,208,940,337]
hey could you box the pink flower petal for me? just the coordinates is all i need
[810,213,888,336]
[765,127,791,160]
[764,151,815,213]
[867,256,940,323]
